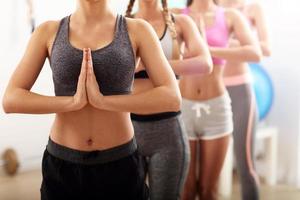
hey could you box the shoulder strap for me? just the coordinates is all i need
[182,7,190,15]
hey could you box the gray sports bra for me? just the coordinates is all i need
[50,15,135,96]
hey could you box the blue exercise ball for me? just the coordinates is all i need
[249,63,274,121]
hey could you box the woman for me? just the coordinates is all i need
[218,0,271,200]
[2,0,181,199]
[126,0,212,199]
[173,0,262,199]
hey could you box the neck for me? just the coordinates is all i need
[75,0,112,22]
[190,0,216,12]
[137,0,162,20]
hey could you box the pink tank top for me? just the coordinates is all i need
[182,7,229,65]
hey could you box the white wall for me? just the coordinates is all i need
[0,0,74,172]
[1,0,300,186]
[260,0,300,186]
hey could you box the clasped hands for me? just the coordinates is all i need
[72,48,103,110]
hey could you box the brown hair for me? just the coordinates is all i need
[126,0,181,59]
[187,0,219,6]
[126,0,136,18]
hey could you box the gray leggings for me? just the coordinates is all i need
[227,83,260,200]
[133,115,190,200]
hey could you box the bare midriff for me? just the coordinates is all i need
[180,65,226,101]
[50,105,134,151]
[223,60,250,77]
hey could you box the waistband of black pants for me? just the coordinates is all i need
[131,111,181,122]
[46,137,137,165]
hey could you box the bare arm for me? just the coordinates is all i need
[2,22,87,114]
[252,3,271,56]
[169,14,212,75]
[210,9,262,63]
[91,19,181,114]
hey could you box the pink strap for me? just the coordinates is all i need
[182,7,190,15]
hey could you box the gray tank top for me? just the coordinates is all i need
[50,15,135,96]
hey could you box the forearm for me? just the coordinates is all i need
[210,46,261,63]
[2,88,74,114]
[169,56,212,75]
[98,86,181,114]
[260,41,271,57]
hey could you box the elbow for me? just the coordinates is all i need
[169,91,182,112]
[2,94,14,114]
[262,47,272,57]
[261,43,272,57]
[263,50,271,57]
[194,56,213,75]
[250,47,263,63]
[2,88,20,114]
[205,58,214,74]
[252,52,262,63]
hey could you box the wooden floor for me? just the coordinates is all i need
[0,170,300,200]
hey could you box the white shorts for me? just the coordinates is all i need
[181,92,233,140]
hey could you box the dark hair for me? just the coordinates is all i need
[187,0,218,6]
[187,0,193,6]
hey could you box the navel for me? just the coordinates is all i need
[87,138,93,146]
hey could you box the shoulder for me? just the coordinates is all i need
[35,20,60,37]
[172,13,196,30]
[222,7,247,31]
[223,7,246,25]
[173,13,193,24]
[170,8,184,14]
[125,17,151,30]
[124,17,159,49]
[32,20,61,45]
[224,7,243,19]
[246,1,264,19]
[125,17,155,38]
[247,1,263,13]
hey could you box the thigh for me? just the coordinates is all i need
[196,93,233,140]
[181,98,198,139]
[227,84,258,173]
[227,84,257,146]
[40,150,80,200]
[186,140,197,182]
[147,117,190,200]
[198,136,230,186]
[227,84,260,197]
[182,140,198,200]
[148,150,184,200]
[85,151,149,200]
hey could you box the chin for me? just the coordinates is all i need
[143,0,156,3]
